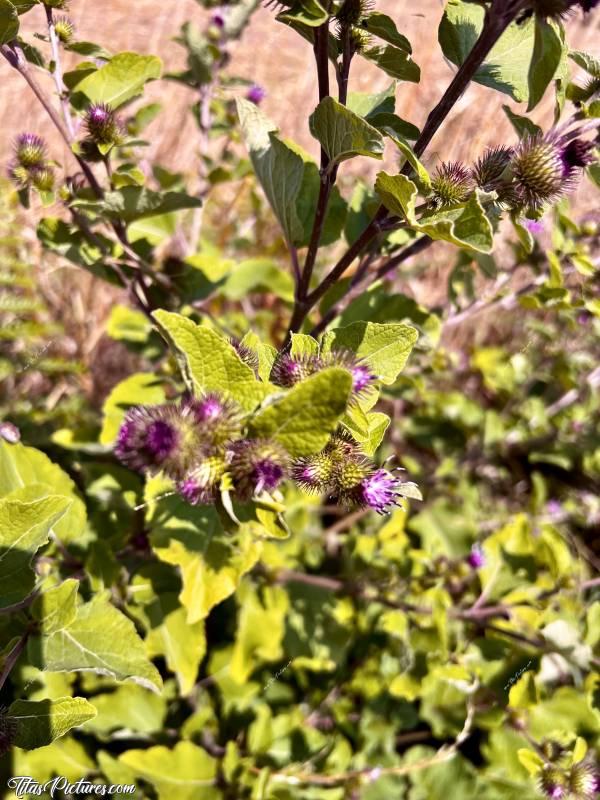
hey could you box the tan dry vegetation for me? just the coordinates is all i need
[1,1,599,402]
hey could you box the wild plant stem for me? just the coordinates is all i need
[0,41,103,197]
[44,4,75,139]
[288,3,519,339]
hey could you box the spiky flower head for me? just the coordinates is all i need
[431,161,473,207]
[246,85,266,105]
[270,353,322,387]
[14,133,46,168]
[85,103,124,146]
[228,438,289,499]
[30,166,55,193]
[539,765,569,799]
[335,0,374,25]
[472,145,513,190]
[345,468,403,515]
[184,392,242,445]
[230,338,259,373]
[324,350,377,398]
[511,134,567,209]
[115,401,205,480]
[0,708,17,757]
[568,760,598,799]
[54,16,75,43]
[292,451,334,493]
[178,452,228,506]
[8,163,30,187]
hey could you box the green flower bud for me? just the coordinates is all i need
[431,161,473,207]
[14,133,46,168]
[30,166,55,192]
[54,16,75,44]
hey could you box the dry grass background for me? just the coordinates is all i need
[1,1,599,402]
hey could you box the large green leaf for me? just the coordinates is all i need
[144,592,206,695]
[83,684,166,736]
[237,98,305,245]
[29,593,163,692]
[322,321,418,385]
[230,584,289,683]
[363,45,420,83]
[146,485,262,624]
[153,310,271,411]
[0,0,18,44]
[31,579,79,635]
[375,171,494,253]
[309,97,385,166]
[439,1,536,102]
[247,368,352,457]
[0,493,71,609]
[119,741,220,800]
[527,18,566,111]
[0,440,88,544]
[364,12,412,52]
[72,52,163,107]
[73,187,202,223]
[9,697,97,750]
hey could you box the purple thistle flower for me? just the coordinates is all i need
[325,350,377,399]
[467,544,485,569]
[115,401,204,480]
[178,453,227,506]
[85,103,124,146]
[270,353,322,387]
[292,452,334,493]
[560,138,596,179]
[246,84,266,105]
[228,439,289,499]
[230,338,259,373]
[355,468,402,515]
[14,133,46,168]
[211,11,226,28]
[184,392,242,445]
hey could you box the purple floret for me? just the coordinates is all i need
[359,469,401,514]
[246,84,266,105]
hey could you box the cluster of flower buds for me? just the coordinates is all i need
[8,133,55,193]
[431,120,597,216]
[80,103,125,158]
[270,349,377,401]
[292,431,405,514]
[114,394,412,514]
[538,757,599,799]
[115,392,291,505]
